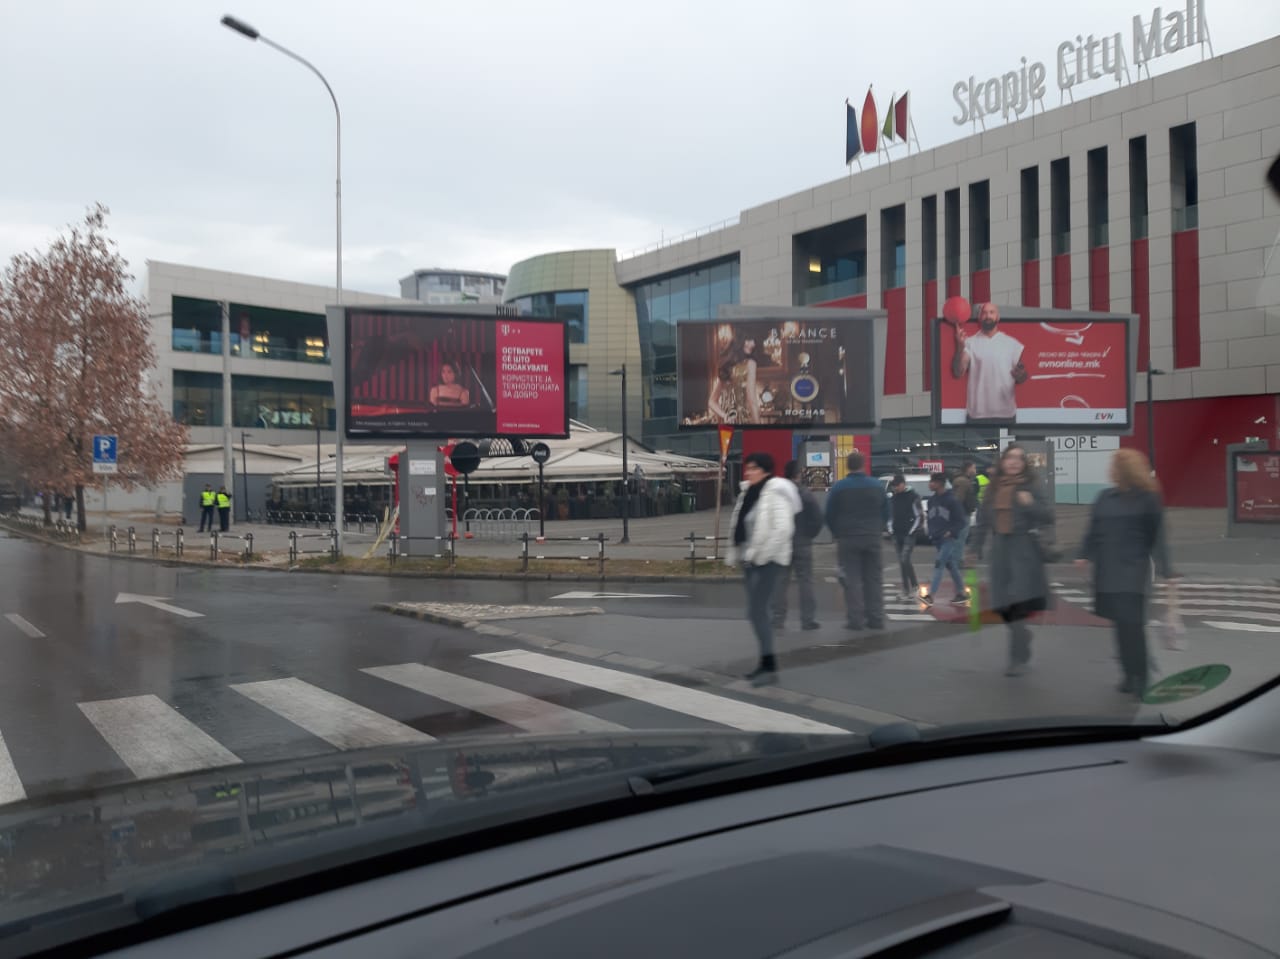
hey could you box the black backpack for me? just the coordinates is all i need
[798,490,825,539]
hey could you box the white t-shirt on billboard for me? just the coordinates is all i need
[964,331,1024,420]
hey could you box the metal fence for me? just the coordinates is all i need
[152,527,185,558]
[462,508,539,541]
[266,510,380,533]
[288,529,338,563]
[208,531,255,561]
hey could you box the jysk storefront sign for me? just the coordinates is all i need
[952,0,1207,125]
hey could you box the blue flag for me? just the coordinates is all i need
[845,101,861,164]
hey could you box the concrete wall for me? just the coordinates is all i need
[503,250,642,437]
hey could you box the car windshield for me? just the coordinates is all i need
[1,0,1279,951]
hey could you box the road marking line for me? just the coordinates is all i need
[4,614,45,638]
[0,730,25,805]
[550,591,685,600]
[474,650,849,736]
[1173,608,1280,624]
[1157,583,1280,593]
[1202,620,1280,633]
[362,663,626,735]
[887,613,934,621]
[1172,598,1280,611]
[231,678,434,750]
[78,695,241,780]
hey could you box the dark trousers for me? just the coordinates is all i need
[894,534,919,593]
[218,507,230,532]
[1101,592,1149,690]
[773,542,816,626]
[199,505,214,531]
[836,538,884,628]
[1000,601,1038,666]
[743,563,783,661]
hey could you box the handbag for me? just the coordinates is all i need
[1158,577,1188,650]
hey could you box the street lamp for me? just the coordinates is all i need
[609,365,630,544]
[1146,367,1166,473]
[221,14,345,549]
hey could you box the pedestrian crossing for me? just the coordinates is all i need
[1051,581,1280,634]
[0,648,854,808]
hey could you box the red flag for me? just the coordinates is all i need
[718,425,734,463]
[895,92,909,142]
[860,89,878,154]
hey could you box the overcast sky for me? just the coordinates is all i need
[1,0,1275,297]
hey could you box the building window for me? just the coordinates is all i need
[1170,122,1199,231]
[232,375,334,431]
[944,189,961,279]
[968,181,991,272]
[881,205,906,289]
[171,296,224,355]
[510,290,588,343]
[230,304,330,364]
[173,370,223,426]
[1050,158,1071,256]
[568,364,587,422]
[792,217,867,305]
[632,257,738,454]
[921,195,938,282]
[1020,166,1040,261]
[1088,147,1109,249]
[1130,136,1149,240]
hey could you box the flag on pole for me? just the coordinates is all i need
[718,424,734,463]
[860,88,879,154]
[895,91,910,142]
[882,94,896,141]
[845,100,861,164]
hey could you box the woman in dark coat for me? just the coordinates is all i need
[1076,448,1174,697]
[969,445,1054,676]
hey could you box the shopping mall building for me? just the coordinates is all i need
[145,32,1278,510]
[501,32,1280,508]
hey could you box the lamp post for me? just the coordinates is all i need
[1146,367,1166,473]
[221,14,344,548]
[609,365,630,544]
[240,432,251,522]
[313,410,322,511]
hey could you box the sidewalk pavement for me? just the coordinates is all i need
[13,503,1280,580]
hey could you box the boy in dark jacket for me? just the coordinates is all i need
[922,473,968,606]
[887,474,924,601]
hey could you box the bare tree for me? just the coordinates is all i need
[0,205,186,530]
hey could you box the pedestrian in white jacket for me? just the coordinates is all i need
[727,451,794,685]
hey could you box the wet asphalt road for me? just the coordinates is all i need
[0,533,856,803]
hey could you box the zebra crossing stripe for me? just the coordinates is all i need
[1171,598,1280,612]
[1202,621,1280,633]
[0,730,25,805]
[362,663,626,735]
[232,678,434,750]
[1167,608,1280,624]
[475,650,849,736]
[79,695,241,780]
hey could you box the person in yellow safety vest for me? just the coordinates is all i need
[198,484,216,533]
[216,487,232,533]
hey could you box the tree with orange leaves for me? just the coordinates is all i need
[0,205,186,530]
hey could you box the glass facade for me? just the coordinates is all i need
[632,258,739,455]
[173,371,223,427]
[510,290,588,343]
[568,364,587,422]
[170,295,330,365]
[232,375,335,431]
[793,218,867,305]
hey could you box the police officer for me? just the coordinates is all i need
[198,484,216,532]
[216,486,232,532]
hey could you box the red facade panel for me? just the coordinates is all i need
[882,287,907,395]
[1132,238,1150,372]
[1021,260,1040,307]
[1173,229,1201,369]
[1088,245,1110,311]
[1052,253,1071,309]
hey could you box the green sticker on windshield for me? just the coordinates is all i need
[1142,664,1231,704]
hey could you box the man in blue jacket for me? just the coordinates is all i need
[922,472,969,607]
[825,450,890,630]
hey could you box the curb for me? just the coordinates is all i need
[2,521,735,583]
[374,602,604,629]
